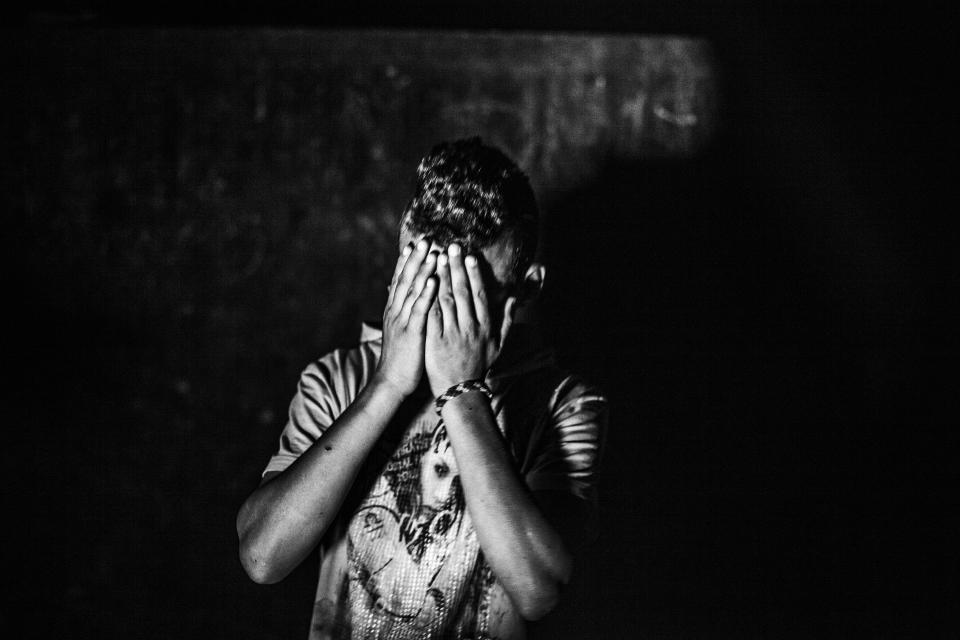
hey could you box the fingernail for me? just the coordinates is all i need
[438,253,448,266]
[465,255,477,267]
[448,244,461,256]
[417,240,429,252]
[402,244,412,256]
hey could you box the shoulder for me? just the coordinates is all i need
[505,364,606,415]
[491,324,606,414]
[299,339,381,406]
[495,365,608,456]
[533,372,607,461]
[549,373,608,418]
[517,368,607,508]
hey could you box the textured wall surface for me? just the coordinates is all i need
[16,27,716,387]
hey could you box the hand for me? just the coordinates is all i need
[425,243,517,397]
[375,240,438,397]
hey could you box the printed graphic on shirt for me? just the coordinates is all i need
[338,413,487,638]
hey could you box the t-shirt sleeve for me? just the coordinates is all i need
[261,355,345,477]
[523,375,608,505]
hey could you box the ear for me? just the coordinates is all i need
[516,262,546,306]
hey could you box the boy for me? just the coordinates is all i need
[237,138,607,639]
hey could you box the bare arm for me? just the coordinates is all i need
[236,240,438,584]
[440,392,573,620]
[424,244,574,620]
[236,373,406,584]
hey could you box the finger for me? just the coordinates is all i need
[464,253,490,329]
[393,239,429,311]
[427,292,443,340]
[401,249,438,323]
[436,252,457,333]
[387,242,414,308]
[447,244,477,329]
[409,275,438,335]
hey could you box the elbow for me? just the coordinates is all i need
[241,558,283,585]
[515,562,571,621]
[238,538,286,585]
[515,548,573,620]
[515,579,562,621]
[237,509,286,585]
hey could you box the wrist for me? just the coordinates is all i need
[434,379,493,416]
[370,370,410,403]
[438,390,493,426]
[429,369,486,398]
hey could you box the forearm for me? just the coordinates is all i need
[441,392,573,620]
[236,373,405,583]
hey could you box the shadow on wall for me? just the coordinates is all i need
[531,143,764,637]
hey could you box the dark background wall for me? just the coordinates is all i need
[4,2,955,639]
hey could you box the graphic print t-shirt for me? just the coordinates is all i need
[262,323,606,640]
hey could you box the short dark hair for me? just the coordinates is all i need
[401,137,539,283]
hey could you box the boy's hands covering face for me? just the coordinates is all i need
[376,240,438,396]
[425,243,517,397]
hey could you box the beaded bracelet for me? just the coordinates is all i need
[434,379,493,416]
